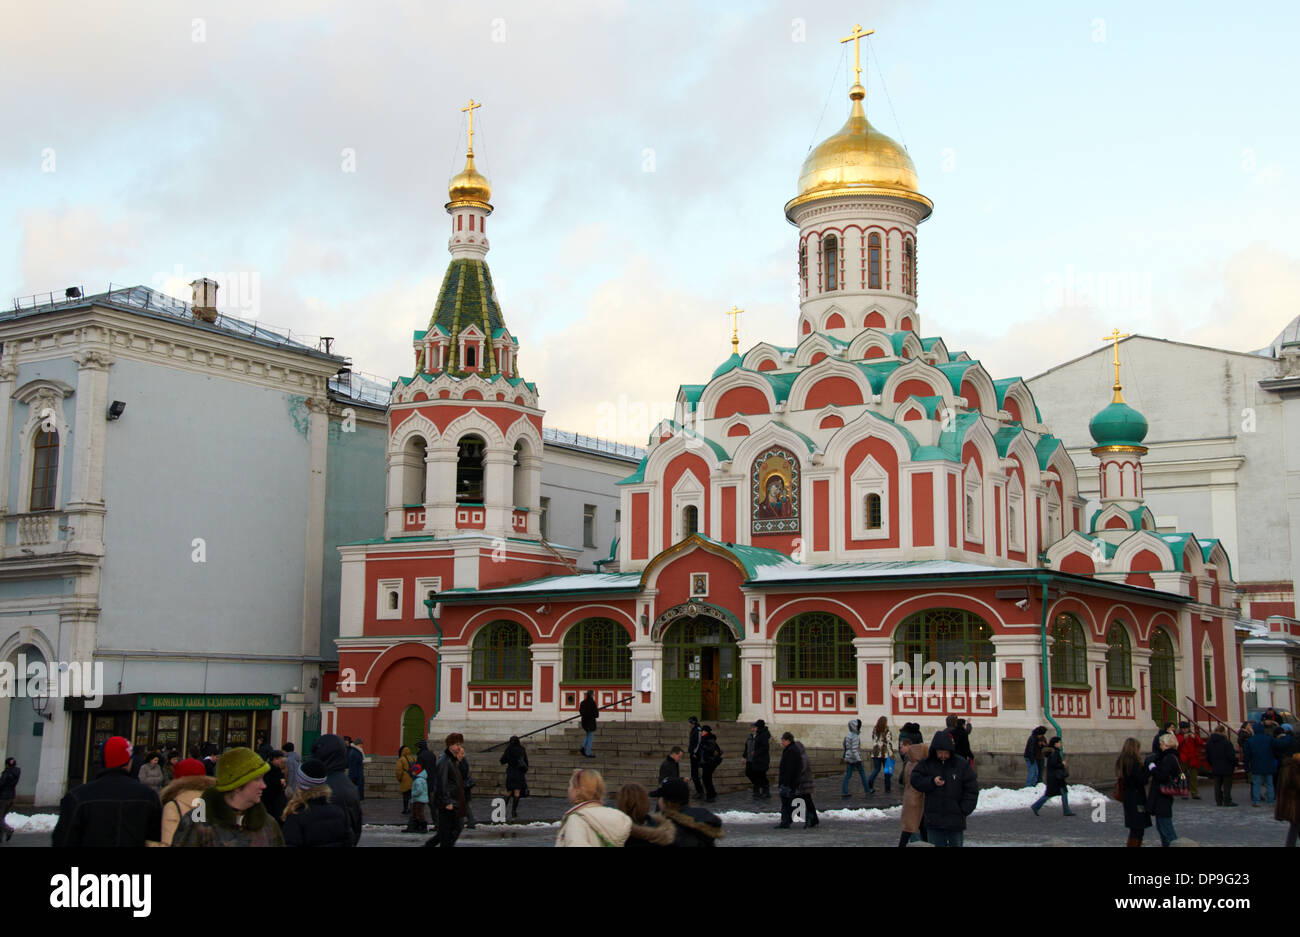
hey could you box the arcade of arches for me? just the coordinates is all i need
[438,608,1187,724]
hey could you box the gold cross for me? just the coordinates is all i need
[1102,328,1131,403]
[725,305,743,354]
[461,98,482,156]
[840,24,875,86]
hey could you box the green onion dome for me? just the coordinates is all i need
[1089,400,1148,448]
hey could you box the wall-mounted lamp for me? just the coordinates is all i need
[107,400,126,421]
[309,676,318,689]
[639,612,649,628]
[750,611,760,625]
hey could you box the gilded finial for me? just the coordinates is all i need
[840,24,874,95]
[461,98,481,158]
[1102,328,1131,403]
[726,305,744,355]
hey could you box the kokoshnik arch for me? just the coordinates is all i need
[333,33,1242,752]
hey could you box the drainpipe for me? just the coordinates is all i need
[1036,573,1062,744]
[424,597,444,719]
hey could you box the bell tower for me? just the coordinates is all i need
[784,26,932,344]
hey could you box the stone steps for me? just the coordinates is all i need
[365,722,847,797]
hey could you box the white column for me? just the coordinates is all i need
[434,646,471,724]
[855,636,892,718]
[738,635,775,723]
[0,351,17,514]
[630,640,662,720]
[300,395,329,660]
[424,449,457,536]
[67,348,114,554]
[482,451,514,538]
[385,451,406,538]
[530,645,562,723]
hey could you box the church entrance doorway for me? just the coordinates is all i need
[662,617,739,722]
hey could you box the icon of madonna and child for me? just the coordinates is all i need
[752,452,799,532]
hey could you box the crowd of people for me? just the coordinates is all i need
[1107,715,1300,847]
[14,706,1297,848]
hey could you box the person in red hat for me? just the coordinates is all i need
[52,736,162,847]
[156,758,215,846]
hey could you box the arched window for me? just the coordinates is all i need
[401,435,428,506]
[387,590,399,610]
[798,243,807,292]
[465,344,477,368]
[823,235,838,291]
[902,239,914,295]
[472,621,533,682]
[1106,622,1132,690]
[776,612,856,680]
[1150,627,1176,724]
[563,618,632,682]
[865,493,882,530]
[893,608,995,682]
[683,505,699,536]
[512,440,531,508]
[456,435,485,503]
[1050,613,1089,686]
[30,429,59,512]
[868,233,882,289]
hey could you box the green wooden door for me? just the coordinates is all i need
[662,618,739,722]
[401,704,426,753]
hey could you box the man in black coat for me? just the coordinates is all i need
[659,747,684,786]
[417,738,439,781]
[261,750,289,821]
[909,730,979,846]
[687,717,703,796]
[1205,725,1239,806]
[744,720,771,799]
[946,715,974,763]
[431,733,467,848]
[775,731,818,829]
[579,691,599,757]
[0,757,20,841]
[309,733,362,845]
[52,736,162,847]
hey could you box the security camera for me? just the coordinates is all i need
[1014,598,1030,611]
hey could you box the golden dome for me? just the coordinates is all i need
[785,84,931,221]
[447,153,492,207]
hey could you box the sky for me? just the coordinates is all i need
[2,0,1297,443]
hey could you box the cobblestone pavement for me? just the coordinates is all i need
[6,783,1287,848]
[355,784,1291,848]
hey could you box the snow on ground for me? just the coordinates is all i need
[5,813,60,833]
[972,783,1107,814]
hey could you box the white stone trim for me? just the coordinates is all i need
[377,578,403,620]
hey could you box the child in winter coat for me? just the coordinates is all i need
[406,763,430,833]
[841,719,869,797]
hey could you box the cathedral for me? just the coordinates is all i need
[334,38,1241,754]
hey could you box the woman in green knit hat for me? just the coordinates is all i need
[171,747,284,847]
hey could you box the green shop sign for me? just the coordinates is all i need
[136,694,281,712]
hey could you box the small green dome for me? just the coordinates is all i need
[1089,400,1148,447]
[711,353,743,379]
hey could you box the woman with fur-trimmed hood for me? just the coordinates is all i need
[171,747,284,847]
[155,758,215,846]
[649,777,724,846]
[281,759,354,847]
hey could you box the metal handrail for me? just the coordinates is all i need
[1153,693,1210,739]
[479,694,636,752]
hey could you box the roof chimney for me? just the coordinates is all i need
[190,277,219,323]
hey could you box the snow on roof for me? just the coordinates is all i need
[749,559,1034,582]
[467,572,641,594]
